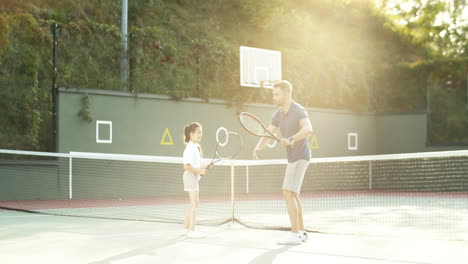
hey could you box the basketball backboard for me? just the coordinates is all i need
[240,46,281,89]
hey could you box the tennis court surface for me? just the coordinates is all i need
[1,149,468,263]
[1,211,467,264]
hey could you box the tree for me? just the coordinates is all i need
[377,0,467,57]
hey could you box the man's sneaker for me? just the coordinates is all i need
[187,230,206,238]
[276,232,301,245]
[300,231,308,242]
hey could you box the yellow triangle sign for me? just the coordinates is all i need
[310,134,319,149]
[160,128,174,145]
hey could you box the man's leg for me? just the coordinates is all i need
[277,160,309,245]
[283,189,299,233]
[288,160,308,232]
[277,189,301,245]
[294,194,304,231]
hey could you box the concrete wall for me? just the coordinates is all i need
[310,110,376,157]
[58,89,379,158]
[376,113,428,154]
[0,160,67,201]
[58,88,467,158]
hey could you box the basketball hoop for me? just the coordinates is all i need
[240,46,281,89]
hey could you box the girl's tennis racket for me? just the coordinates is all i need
[207,131,243,167]
[239,112,281,141]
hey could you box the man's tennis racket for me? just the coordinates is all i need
[239,112,281,142]
[207,131,243,167]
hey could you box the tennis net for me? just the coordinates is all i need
[1,149,467,240]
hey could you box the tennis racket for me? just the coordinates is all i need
[239,112,281,142]
[207,131,243,167]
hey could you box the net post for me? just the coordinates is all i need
[368,161,373,190]
[69,157,73,199]
[230,165,235,222]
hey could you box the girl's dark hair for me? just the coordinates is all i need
[184,122,201,143]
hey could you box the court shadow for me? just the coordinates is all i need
[88,235,184,264]
[248,244,295,264]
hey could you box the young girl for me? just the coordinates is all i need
[182,122,209,238]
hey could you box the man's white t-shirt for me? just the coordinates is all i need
[183,141,201,173]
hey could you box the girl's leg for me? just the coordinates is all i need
[184,191,191,229]
[187,190,199,230]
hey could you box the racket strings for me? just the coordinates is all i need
[216,133,242,159]
[240,115,267,135]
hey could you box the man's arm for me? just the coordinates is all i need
[253,125,278,159]
[289,118,313,143]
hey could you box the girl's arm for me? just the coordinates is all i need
[184,163,207,175]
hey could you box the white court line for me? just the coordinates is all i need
[0,214,51,218]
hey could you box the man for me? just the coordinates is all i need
[253,80,313,245]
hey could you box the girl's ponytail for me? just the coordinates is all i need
[184,125,190,143]
[184,122,201,143]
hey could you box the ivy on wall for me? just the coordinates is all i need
[0,13,50,150]
[0,3,467,150]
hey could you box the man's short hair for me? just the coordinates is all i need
[273,80,292,94]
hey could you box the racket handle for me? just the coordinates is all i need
[206,162,214,170]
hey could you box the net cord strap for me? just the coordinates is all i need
[2,149,468,163]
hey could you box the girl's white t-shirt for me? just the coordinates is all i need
[183,141,201,171]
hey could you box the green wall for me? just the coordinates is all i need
[58,89,379,158]
[376,113,427,154]
[58,88,467,157]
[0,159,68,201]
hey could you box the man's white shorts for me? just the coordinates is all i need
[282,159,309,194]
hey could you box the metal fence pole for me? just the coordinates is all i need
[120,0,128,91]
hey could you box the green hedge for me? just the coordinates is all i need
[0,11,467,150]
[0,13,51,150]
